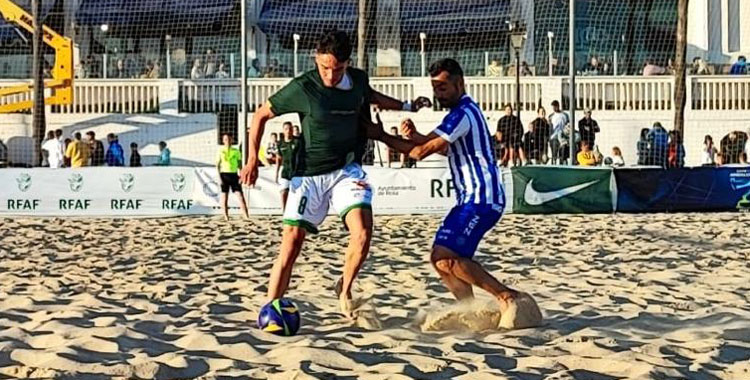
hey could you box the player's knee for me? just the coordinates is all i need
[283,225,306,245]
[430,250,455,272]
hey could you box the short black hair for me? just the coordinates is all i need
[316,30,352,62]
[130,142,138,148]
[74,132,82,140]
[551,100,560,107]
[55,129,63,137]
[107,133,115,139]
[428,58,464,78]
[283,121,293,127]
[86,131,95,137]
[158,141,167,148]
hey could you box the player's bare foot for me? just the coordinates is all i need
[497,289,519,312]
[334,277,355,318]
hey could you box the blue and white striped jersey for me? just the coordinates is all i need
[434,95,505,208]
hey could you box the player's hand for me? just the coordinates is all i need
[400,118,417,138]
[411,97,432,112]
[365,113,386,140]
[240,159,259,187]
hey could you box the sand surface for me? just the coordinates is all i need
[1,213,749,379]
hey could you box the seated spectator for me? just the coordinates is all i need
[105,133,124,166]
[130,142,142,167]
[520,61,533,76]
[582,56,602,76]
[0,138,8,168]
[248,59,261,78]
[611,147,625,167]
[155,141,171,166]
[577,141,597,166]
[637,128,650,165]
[486,60,504,77]
[701,135,717,166]
[215,63,230,79]
[729,56,747,75]
[691,57,711,75]
[643,60,666,76]
[190,59,204,80]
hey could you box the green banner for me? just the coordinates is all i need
[512,167,614,214]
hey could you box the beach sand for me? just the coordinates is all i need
[1,213,749,379]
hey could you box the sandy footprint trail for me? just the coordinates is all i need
[0,213,748,379]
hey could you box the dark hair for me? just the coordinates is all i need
[158,141,167,148]
[704,135,713,145]
[428,58,464,78]
[551,100,560,107]
[55,129,63,137]
[130,142,138,148]
[283,121,293,127]
[74,132,82,140]
[86,131,95,137]
[640,128,650,139]
[316,30,352,62]
[46,130,55,138]
[739,56,747,61]
[107,133,116,139]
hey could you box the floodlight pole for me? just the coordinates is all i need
[568,0,576,166]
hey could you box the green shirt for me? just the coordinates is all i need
[217,146,242,173]
[278,137,301,180]
[268,68,372,176]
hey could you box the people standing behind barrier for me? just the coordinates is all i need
[86,131,105,166]
[0,139,8,168]
[217,134,249,221]
[610,147,625,167]
[496,104,524,167]
[130,142,142,167]
[190,59,204,80]
[486,59,504,77]
[215,63,230,79]
[65,132,90,168]
[701,135,717,166]
[548,100,570,165]
[204,49,218,78]
[576,141,597,166]
[523,107,551,165]
[720,131,748,164]
[636,128,650,165]
[265,133,280,165]
[292,125,301,138]
[154,141,171,166]
[578,108,600,148]
[729,56,747,75]
[557,124,580,166]
[42,130,64,169]
[647,122,669,167]
[691,57,711,75]
[105,133,125,167]
[41,130,54,167]
[667,130,685,168]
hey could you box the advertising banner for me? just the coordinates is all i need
[512,166,615,214]
[615,167,750,213]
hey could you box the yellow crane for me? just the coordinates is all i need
[0,0,73,113]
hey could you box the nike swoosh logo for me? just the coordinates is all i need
[524,179,601,206]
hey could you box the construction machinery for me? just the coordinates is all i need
[0,0,73,113]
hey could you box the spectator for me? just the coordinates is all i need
[577,141,597,166]
[548,100,570,165]
[105,133,124,166]
[701,135,717,166]
[42,130,64,169]
[155,141,171,166]
[190,59,204,79]
[215,63,230,79]
[0,138,8,168]
[496,104,524,167]
[691,57,711,75]
[582,56,602,76]
[65,132,90,168]
[647,122,669,167]
[86,131,105,166]
[113,59,128,79]
[130,142,142,167]
[248,59,261,78]
[204,49,217,78]
[643,60,666,76]
[387,126,403,168]
[264,58,281,78]
[266,132,279,165]
[293,125,301,137]
[486,59,504,77]
[217,134,249,221]
[63,138,72,167]
[41,130,54,166]
[520,61,533,76]
[667,130,685,168]
[729,56,747,75]
[525,106,551,164]
[720,131,748,164]
[637,128,650,165]
[611,147,625,167]
[578,108,600,147]
[557,123,581,165]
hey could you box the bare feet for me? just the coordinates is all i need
[334,277,354,318]
[497,289,519,313]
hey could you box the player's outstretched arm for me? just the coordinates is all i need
[240,102,275,186]
[366,114,448,161]
[370,91,432,112]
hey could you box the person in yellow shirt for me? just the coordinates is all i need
[577,141,597,166]
[65,132,90,168]
[217,134,249,221]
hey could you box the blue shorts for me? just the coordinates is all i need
[434,203,503,258]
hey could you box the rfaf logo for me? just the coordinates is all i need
[119,173,135,193]
[171,173,186,192]
[68,173,84,192]
[16,173,32,192]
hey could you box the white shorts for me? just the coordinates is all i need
[283,163,373,233]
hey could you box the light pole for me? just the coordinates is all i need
[293,33,300,76]
[547,31,554,76]
[509,23,527,120]
[419,32,427,77]
[100,24,109,78]
[165,34,172,79]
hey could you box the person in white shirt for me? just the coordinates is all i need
[42,129,65,168]
[190,59,204,80]
[548,100,570,165]
[702,135,717,166]
[40,130,54,166]
[215,63,230,79]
